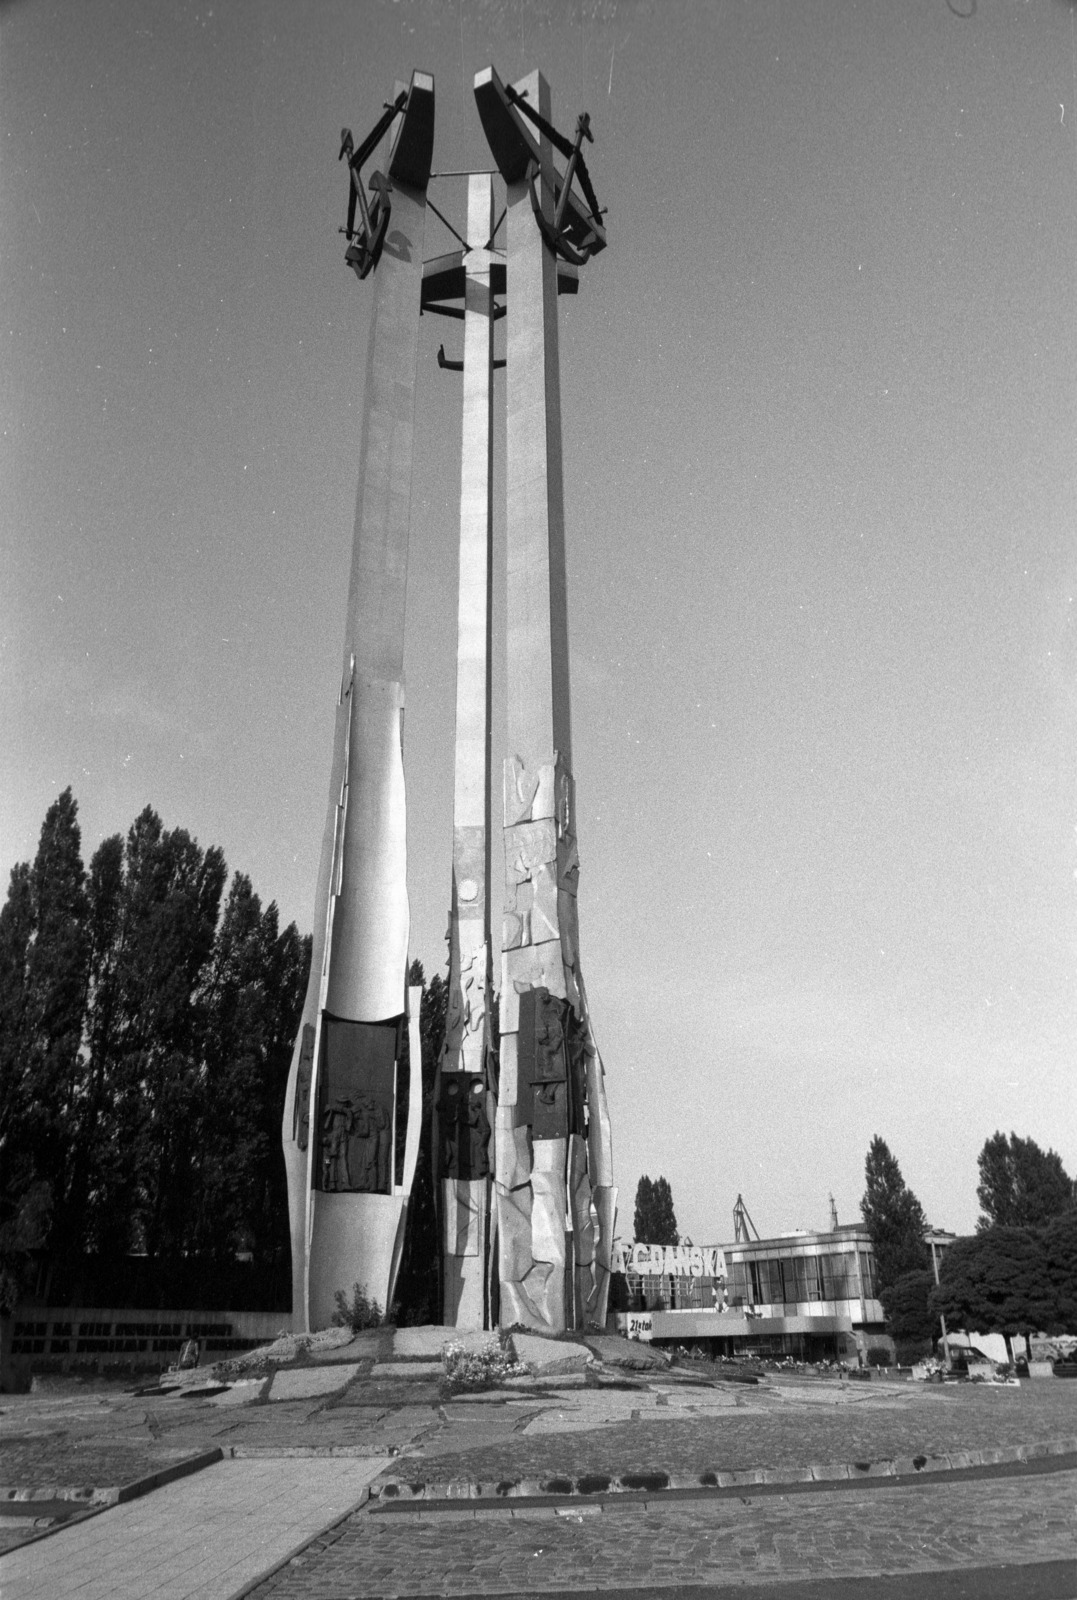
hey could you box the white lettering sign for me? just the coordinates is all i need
[611,1242,727,1278]
[614,1312,653,1342]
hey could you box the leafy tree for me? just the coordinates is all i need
[0,1180,51,1318]
[0,791,310,1306]
[94,807,227,1261]
[633,1175,679,1245]
[0,792,91,1292]
[976,1132,1075,1232]
[860,1136,929,1291]
[0,862,38,1310]
[879,1269,936,1346]
[930,1227,1056,1338]
[195,875,309,1264]
[1041,1209,1077,1333]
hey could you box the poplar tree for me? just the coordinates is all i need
[860,1136,929,1291]
[976,1132,1075,1231]
[0,862,48,1310]
[195,875,309,1263]
[0,788,325,1305]
[0,792,91,1291]
[96,808,227,1261]
[633,1175,679,1245]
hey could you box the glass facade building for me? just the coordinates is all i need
[615,1223,891,1362]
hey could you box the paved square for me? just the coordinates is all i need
[0,1456,388,1600]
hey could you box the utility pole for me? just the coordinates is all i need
[926,1229,951,1366]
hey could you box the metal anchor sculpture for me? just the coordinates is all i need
[338,89,408,279]
[503,86,605,266]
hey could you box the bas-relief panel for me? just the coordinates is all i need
[443,937,488,1075]
[504,752,557,826]
[496,741,612,1332]
[293,1024,314,1150]
[316,1016,399,1194]
[437,1072,491,1182]
[495,1114,532,1190]
[496,1180,535,1281]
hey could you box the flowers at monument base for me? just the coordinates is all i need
[442,1333,526,1392]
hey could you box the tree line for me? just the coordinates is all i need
[861,1133,1077,1357]
[0,790,312,1312]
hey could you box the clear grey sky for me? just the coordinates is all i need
[3,0,1076,1244]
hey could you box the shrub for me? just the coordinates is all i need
[442,1333,525,1393]
[895,1338,933,1367]
[865,1346,892,1367]
[332,1282,383,1331]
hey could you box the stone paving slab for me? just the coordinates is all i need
[392,1326,490,1359]
[411,1376,1077,1481]
[332,1376,444,1408]
[510,1335,592,1377]
[206,1379,269,1408]
[0,1455,387,1600]
[242,1468,1077,1598]
[267,1365,361,1402]
[581,1334,671,1370]
[513,1387,740,1435]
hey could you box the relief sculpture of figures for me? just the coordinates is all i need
[321,1099,354,1191]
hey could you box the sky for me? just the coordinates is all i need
[3,0,1077,1246]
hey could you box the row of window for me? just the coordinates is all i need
[728,1251,876,1306]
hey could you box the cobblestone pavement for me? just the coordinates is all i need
[245,1469,1077,1598]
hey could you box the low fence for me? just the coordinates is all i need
[10,1306,292,1371]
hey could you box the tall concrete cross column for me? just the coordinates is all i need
[282,73,434,1332]
[475,66,616,1333]
[440,173,498,1329]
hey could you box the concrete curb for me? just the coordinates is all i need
[369,1435,1077,1506]
[0,1446,224,1508]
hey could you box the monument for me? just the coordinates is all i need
[473,67,615,1332]
[281,73,434,1332]
[283,64,614,1335]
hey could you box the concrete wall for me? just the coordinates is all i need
[9,1306,292,1372]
